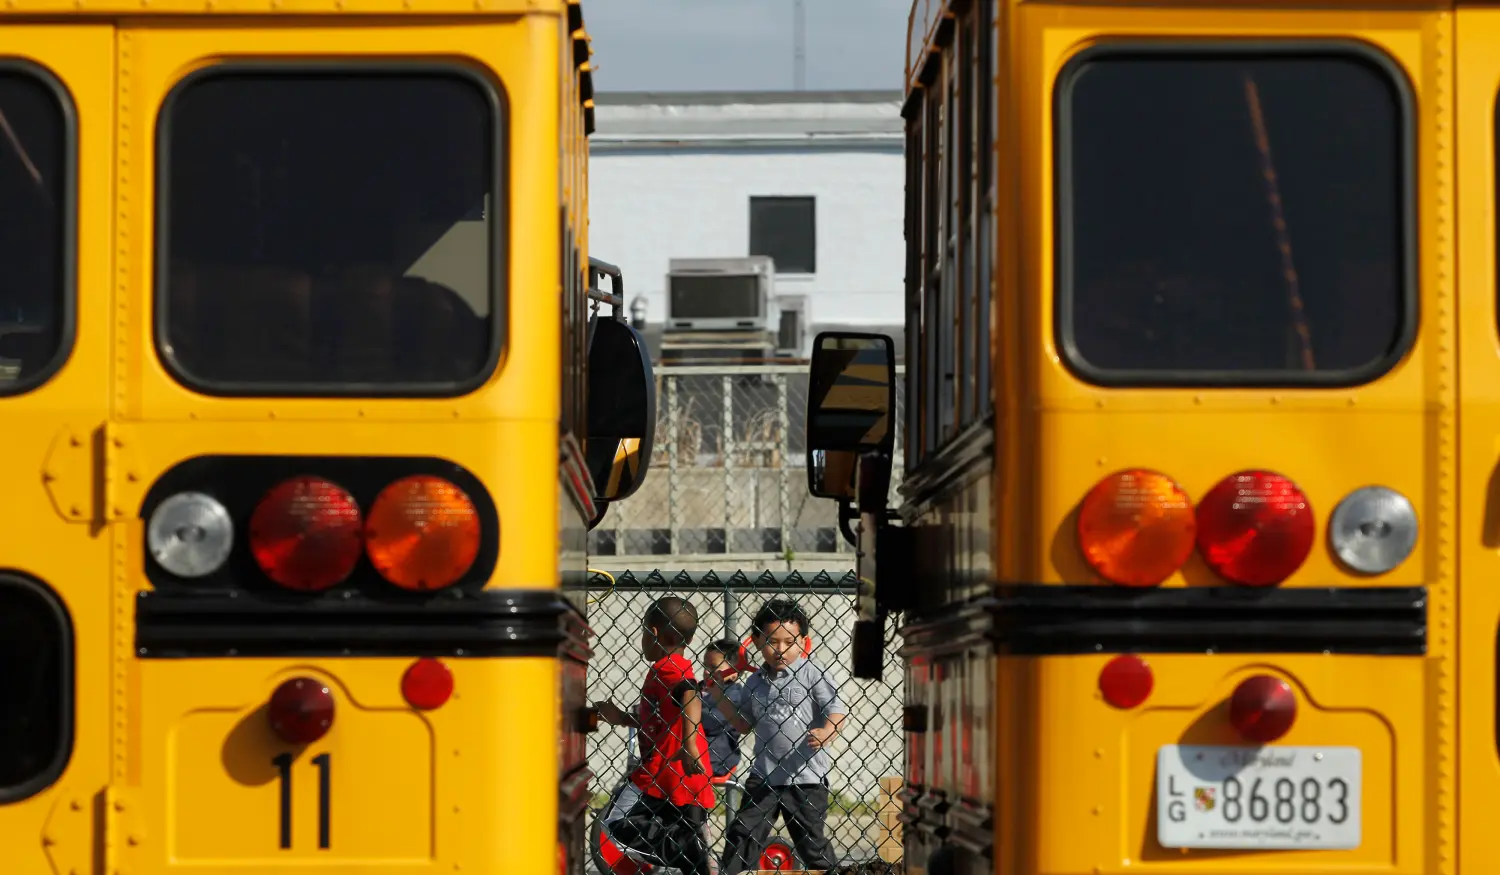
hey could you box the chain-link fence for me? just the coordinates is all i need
[589,365,906,572]
[582,569,905,874]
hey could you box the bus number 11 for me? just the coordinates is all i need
[272,752,332,850]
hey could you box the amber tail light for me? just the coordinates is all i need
[1077,469,1196,586]
[365,475,482,591]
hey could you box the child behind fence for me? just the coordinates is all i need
[701,638,745,779]
[591,596,715,875]
[706,597,846,874]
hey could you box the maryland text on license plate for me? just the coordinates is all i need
[1155,745,1361,850]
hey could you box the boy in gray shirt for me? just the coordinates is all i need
[705,598,846,873]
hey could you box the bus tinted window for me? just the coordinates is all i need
[160,71,498,393]
[1059,51,1409,382]
[0,71,69,392]
[0,575,71,802]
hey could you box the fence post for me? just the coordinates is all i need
[776,374,791,561]
[667,374,681,555]
[722,589,738,641]
[722,374,734,548]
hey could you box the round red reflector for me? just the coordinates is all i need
[401,658,454,710]
[365,475,482,591]
[759,841,795,871]
[1077,469,1196,586]
[249,476,363,591]
[1098,654,1153,709]
[267,677,335,744]
[1196,470,1315,586]
[1228,675,1297,743]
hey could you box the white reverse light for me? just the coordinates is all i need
[1328,485,1418,574]
[147,491,234,579]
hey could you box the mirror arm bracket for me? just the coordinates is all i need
[837,499,859,547]
[837,499,899,548]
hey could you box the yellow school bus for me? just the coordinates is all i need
[0,2,657,874]
[798,0,1500,872]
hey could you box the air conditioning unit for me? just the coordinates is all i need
[775,295,808,359]
[665,256,776,332]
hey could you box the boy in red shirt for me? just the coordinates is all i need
[593,596,715,875]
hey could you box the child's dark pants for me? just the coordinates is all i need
[609,793,711,875]
[720,776,836,873]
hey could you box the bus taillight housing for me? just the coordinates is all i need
[249,476,364,591]
[1077,469,1195,586]
[1196,470,1315,586]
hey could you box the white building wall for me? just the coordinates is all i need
[588,147,905,330]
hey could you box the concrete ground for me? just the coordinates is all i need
[592,813,897,875]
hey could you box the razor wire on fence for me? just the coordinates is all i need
[589,365,906,571]
[582,569,906,873]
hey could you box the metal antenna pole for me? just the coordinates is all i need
[793,0,806,91]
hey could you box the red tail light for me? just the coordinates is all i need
[1228,675,1297,743]
[401,658,454,710]
[1195,470,1314,586]
[1098,654,1153,709]
[365,475,482,591]
[268,677,335,744]
[249,476,363,591]
[1077,469,1196,586]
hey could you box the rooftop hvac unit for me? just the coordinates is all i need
[776,295,808,359]
[665,256,776,332]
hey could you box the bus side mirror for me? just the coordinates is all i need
[805,331,897,502]
[585,318,657,503]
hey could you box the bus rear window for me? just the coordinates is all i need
[1057,49,1411,384]
[158,70,500,395]
[0,69,70,393]
[0,575,71,803]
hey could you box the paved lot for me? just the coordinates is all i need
[593,813,894,874]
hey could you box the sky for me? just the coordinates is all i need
[583,0,912,93]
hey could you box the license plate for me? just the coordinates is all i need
[1156,745,1361,850]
